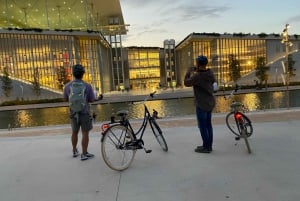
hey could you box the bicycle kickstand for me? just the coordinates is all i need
[138,141,152,153]
[144,147,152,154]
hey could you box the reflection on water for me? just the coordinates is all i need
[272,92,285,109]
[1,90,299,129]
[16,110,33,128]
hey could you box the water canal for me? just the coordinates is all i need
[1,89,300,129]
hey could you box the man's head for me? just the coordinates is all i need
[72,64,85,79]
[196,55,208,67]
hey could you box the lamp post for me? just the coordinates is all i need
[20,84,24,101]
[281,24,292,109]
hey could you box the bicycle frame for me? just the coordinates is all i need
[101,91,158,141]
[121,104,154,141]
[100,91,168,171]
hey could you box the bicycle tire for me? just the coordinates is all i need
[149,119,168,152]
[241,128,252,154]
[101,124,136,171]
[226,111,253,137]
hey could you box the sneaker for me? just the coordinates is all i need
[195,146,211,153]
[196,146,213,152]
[81,152,94,161]
[73,148,79,158]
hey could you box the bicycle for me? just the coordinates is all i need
[224,90,253,154]
[100,91,168,171]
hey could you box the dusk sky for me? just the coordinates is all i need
[120,0,300,47]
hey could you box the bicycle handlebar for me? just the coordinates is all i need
[132,91,157,105]
[150,91,157,98]
[224,86,241,100]
[224,90,235,100]
[141,91,157,103]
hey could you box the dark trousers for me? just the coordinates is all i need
[196,107,213,149]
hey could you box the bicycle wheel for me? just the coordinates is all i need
[101,124,136,171]
[241,128,252,154]
[149,119,168,152]
[226,111,253,137]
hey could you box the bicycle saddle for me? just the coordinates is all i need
[117,110,129,117]
[230,101,243,108]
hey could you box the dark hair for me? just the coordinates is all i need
[72,64,85,79]
[196,55,208,66]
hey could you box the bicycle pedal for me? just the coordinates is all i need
[235,137,241,141]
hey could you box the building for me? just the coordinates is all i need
[1,1,300,101]
[175,33,300,87]
[124,47,161,91]
[0,0,128,100]
[163,39,176,88]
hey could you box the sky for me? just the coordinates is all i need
[119,0,300,47]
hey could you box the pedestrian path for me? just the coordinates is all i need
[0,110,300,201]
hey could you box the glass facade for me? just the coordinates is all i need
[1,30,299,101]
[211,38,266,84]
[0,31,111,95]
[176,34,268,86]
[127,47,161,90]
[0,0,126,100]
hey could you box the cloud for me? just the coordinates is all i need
[161,4,231,21]
[129,24,169,36]
[120,0,233,46]
[288,15,300,23]
[120,0,173,8]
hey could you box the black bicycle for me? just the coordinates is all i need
[100,91,168,171]
[225,90,253,154]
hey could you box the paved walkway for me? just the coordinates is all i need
[1,108,300,201]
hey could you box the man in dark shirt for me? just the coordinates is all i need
[184,55,216,153]
[63,64,96,160]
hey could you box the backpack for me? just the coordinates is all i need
[69,81,87,113]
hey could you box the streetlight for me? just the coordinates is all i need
[281,23,293,108]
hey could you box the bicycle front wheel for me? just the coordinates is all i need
[149,119,168,152]
[226,111,253,137]
[101,124,136,171]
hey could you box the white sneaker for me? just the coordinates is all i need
[81,152,94,161]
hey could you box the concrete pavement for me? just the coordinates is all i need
[1,110,300,201]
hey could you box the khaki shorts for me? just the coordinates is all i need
[70,113,93,133]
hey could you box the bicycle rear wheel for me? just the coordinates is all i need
[101,124,136,171]
[241,128,252,154]
[149,119,168,152]
[226,111,253,137]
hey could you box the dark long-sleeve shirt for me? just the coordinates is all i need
[184,68,216,112]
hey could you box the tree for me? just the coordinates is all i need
[31,67,41,96]
[255,57,270,87]
[0,68,13,97]
[228,54,241,83]
[57,66,68,90]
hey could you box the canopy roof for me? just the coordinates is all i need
[0,0,127,34]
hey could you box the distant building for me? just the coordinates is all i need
[175,33,300,87]
[123,47,162,91]
[163,39,177,88]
